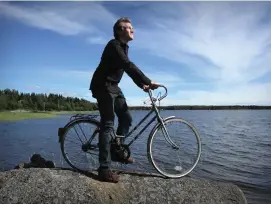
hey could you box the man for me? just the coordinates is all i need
[89,17,159,183]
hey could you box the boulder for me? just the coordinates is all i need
[0,168,247,204]
[14,154,56,169]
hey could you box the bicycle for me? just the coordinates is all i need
[58,84,202,178]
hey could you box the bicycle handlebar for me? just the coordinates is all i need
[147,84,168,103]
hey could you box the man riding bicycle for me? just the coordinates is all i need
[89,17,159,183]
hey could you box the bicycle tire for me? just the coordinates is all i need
[147,116,201,178]
[59,118,100,173]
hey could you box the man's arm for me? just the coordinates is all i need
[109,40,152,88]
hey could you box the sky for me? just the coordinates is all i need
[0,1,271,106]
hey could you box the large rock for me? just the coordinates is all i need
[0,168,247,204]
[14,154,56,169]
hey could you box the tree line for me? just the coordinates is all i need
[1,89,270,112]
[0,89,98,111]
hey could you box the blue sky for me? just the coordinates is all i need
[0,1,271,106]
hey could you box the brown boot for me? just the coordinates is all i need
[124,157,135,164]
[98,167,119,183]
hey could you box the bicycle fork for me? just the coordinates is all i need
[150,96,179,150]
[158,118,179,150]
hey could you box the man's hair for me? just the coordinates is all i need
[113,17,131,39]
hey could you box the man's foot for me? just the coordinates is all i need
[111,155,135,164]
[97,167,119,183]
[124,157,135,164]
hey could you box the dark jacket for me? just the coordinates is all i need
[90,39,152,97]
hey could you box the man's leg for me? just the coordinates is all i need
[95,91,119,182]
[114,91,132,139]
[114,91,134,164]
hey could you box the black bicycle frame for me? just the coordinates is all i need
[113,87,167,147]
[123,108,156,147]
[123,107,163,148]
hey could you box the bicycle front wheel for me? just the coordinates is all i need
[59,118,100,173]
[147,117,201,178]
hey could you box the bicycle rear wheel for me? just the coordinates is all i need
[147,117,201,178]
[59,118,100,173]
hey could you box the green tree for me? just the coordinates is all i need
[0,95,8,110]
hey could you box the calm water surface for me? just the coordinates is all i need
[0,110,270,204]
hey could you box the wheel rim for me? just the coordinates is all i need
[60,119,100,172]
[148,118,201,178]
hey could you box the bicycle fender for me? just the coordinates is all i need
[57,117,100,143]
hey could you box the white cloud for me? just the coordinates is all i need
[123,2,271,105]
[1,2,270,105]
[125,82,271,106]
[87,36,108,45]
[25,85,41,91]
[0,2,116,36]
[22,67,271,106]
[44,69,93,81]
[0,2,88,35]
[119,70,184,89]
[182,84,270,106]
[21,69,94,99]
[133,2,271,85]
[147,71,184,87]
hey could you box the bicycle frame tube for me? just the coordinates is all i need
[125,92,168,146]
[125,108,156,146]
[127,115,157,147]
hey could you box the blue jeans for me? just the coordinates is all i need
[94,90,132,168]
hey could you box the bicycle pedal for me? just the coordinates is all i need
[115,134,125,138]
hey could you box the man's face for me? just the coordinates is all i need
[119,22,134,41]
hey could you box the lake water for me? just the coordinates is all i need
[0,110,270,204]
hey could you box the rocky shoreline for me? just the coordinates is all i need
[0,167,247,204]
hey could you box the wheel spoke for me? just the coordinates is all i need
[71,125,85,144]
[75,122,89,142]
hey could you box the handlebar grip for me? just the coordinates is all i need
[147,84,168,102]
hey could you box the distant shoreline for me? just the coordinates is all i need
[128,105,271,110]
[1,89,270,113]
[0,111,97,121]
[1,106,270,121]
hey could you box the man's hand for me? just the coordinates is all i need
[143,81,160,92]
[150,81,160,89]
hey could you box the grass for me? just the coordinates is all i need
[49,110,97,115]
[0,110,98,121]
[0,111,59,121]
